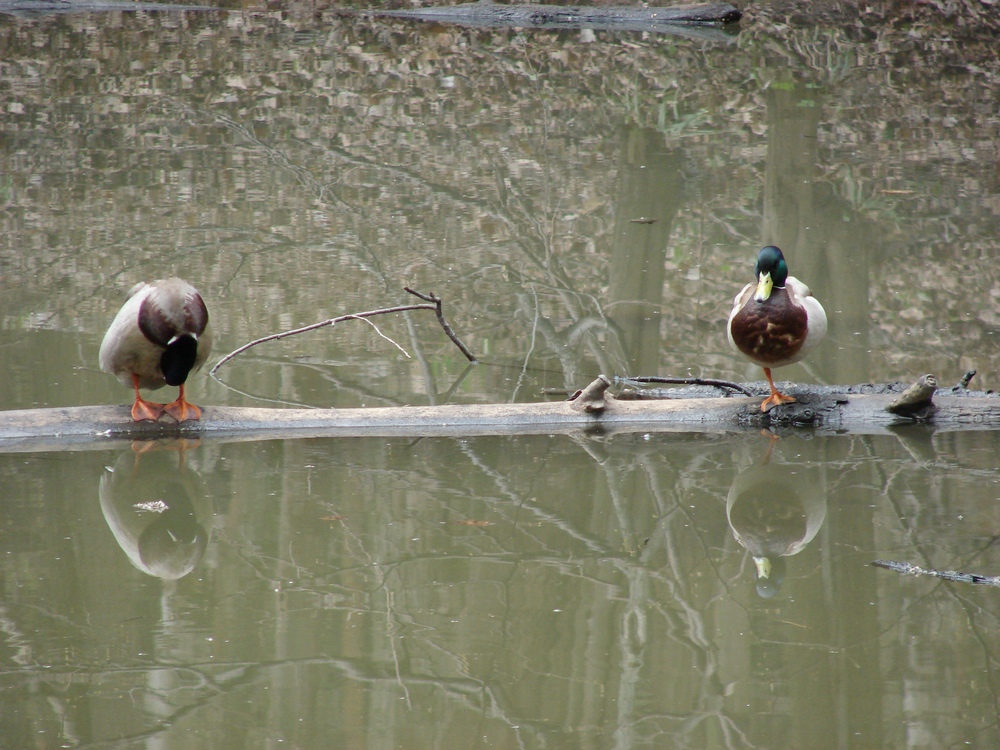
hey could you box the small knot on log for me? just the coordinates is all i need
[886,374,937,419]
[569,374,612,414]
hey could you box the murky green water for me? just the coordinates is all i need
[4,432,1000,747]
[1,1,999,747]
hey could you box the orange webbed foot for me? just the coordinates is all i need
[129,373,165,422]
[131,398,165,422]
[759,392,796,413]
[162,399,202,422]
[162,386,203,422]
[760,367,797,412]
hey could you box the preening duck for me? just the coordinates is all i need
[99,278,212,422]
[727,246,827,412]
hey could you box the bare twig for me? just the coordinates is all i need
[403,287,479,363]
[355,316,412,358]
[615,375,755,397]
[209,289,476,376]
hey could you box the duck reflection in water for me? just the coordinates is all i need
[726,439,827,598]
[99,441,209,580]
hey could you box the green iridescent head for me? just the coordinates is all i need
[753,245,789,302]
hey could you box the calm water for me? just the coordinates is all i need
[3,432,1000,748]
[1,1,999,748]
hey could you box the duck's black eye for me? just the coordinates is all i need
[161,335,198,386]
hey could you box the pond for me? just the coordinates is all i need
[1,1,999,747]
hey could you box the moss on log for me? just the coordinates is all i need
[0,384,998,452]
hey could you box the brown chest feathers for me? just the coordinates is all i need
[731,288,808,364]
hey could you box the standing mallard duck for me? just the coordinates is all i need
[99,278,212,422]
[727,246,827,412]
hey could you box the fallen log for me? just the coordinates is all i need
[1,380,998,453]
[0,0,215,15]
[352,2,742,39]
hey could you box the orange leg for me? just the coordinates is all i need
[131,373,165,422]
[759,367,796,412]
[162,384,203,422]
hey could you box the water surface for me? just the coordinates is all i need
[3,431,1000,747]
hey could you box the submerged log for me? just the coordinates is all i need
[0,381,998,452]
[0,0,215,15]
[872,560,1000,586]
[353,2,742,39]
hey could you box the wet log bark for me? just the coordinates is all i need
[0,385,998,452]
[354,2,741,37]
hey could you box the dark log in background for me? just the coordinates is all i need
[0,0,216,15]
[353,2,742,39]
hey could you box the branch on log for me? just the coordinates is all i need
[957,370,977,389]
[616,374,755,397]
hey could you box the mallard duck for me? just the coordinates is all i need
[727,246,827,412]
[99,279,212,422]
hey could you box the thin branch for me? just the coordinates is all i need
[354,316,411,358]
[615,375,755,397]
[209,304,431,375]
[403,287,479,363]
[209,289,477,376]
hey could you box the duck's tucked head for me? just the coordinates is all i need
[753,245,789,303]
[161,334,200,386]
[137,288,209,347]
